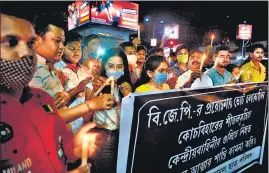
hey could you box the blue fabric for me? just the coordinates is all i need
[205,67,234,86]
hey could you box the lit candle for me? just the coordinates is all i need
[110,77,115,96]
[138,25,140,39]
[94,76,113,96]
[81,135,89,166]
[200,54,206,71]
[210,35,214,46]
[89,62,93,75]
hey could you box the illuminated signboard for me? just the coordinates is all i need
[237,24,252,40]
[91,1,139,30]
[68,1,90,30]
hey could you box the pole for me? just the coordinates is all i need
[152,23,155,39]
[242,39,245,58]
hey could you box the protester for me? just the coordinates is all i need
[135,55,170,92]
[168,52,177,67]
[128,45,147,84]
[80,34,102,73]
[147,47,165,57]
[175,50,213,88]
[167,44,189,88]
[240,44,266,83]
[205,46,234,86]
[29,13,114,124]
[226,64,241,82]
[85,48,132,173]
[0,10,106,173]
[54,31,94,133]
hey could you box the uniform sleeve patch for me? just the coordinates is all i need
[0,122,13,144]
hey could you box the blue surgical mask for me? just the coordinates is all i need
[153,73,168,85]
[169,61,176,67]
[106,70,124,80]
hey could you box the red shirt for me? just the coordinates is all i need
[0,88,77,173]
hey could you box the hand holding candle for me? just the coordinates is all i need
[94,76,113,96]
[73,122,108,164]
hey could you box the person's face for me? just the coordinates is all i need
[125,46,136,55]
[63,41,81,64]
[177,48,188,56]
[147,61,169,79]
[170,55,177,62]
[35,24,65,64]
[136,49,146,63]
[250,48,264,62]
[232,67,240,78]
[105,56,124,72]
[188,52,203,71]
[215,50,230,68]
[87,38,100,54]
[1,14,37,62]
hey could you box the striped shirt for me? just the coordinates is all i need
[29,54,64,97]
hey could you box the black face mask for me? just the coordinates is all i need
[0,56,36,90]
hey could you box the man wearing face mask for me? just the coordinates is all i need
[240,44,266,83]
[81,34,102,74]
[175,50,213,89]
[118,41,140,85]
[205,46,234,86]
[0,7,108,173]
[167,44,189,88]
[168,52,177,67]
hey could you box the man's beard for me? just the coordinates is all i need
[0,56,36,90]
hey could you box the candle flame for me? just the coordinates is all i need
[84,135,89,142]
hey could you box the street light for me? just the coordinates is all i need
[160,20,164,24]
[145,18,149,22]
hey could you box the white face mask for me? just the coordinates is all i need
[234,75,240,80]
[127,55,137,65]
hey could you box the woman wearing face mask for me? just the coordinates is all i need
[80,34,102,74]
[226,64,241,82]
[135,55,170,92]
[86,48,132,173]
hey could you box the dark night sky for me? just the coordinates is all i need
[136,1,268,41]
[2,1,267,41]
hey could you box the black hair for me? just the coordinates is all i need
[82,34,100,47]
[65,31,83,44]
[33,13,66,37]
[0,2,35,23]
[249,44,264,53]
[169,52,177,57]
[99,48,133,98]
[226,64,239,73]
[148,47,164,57]
[134,55,167,90]
[119,42,135,52]
[136,45,148,54]
[176,44,189,54]
[214,45,230,55]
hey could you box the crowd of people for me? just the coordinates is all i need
[0,5,267,173]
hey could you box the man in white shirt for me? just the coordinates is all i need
[175,49,213,89]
